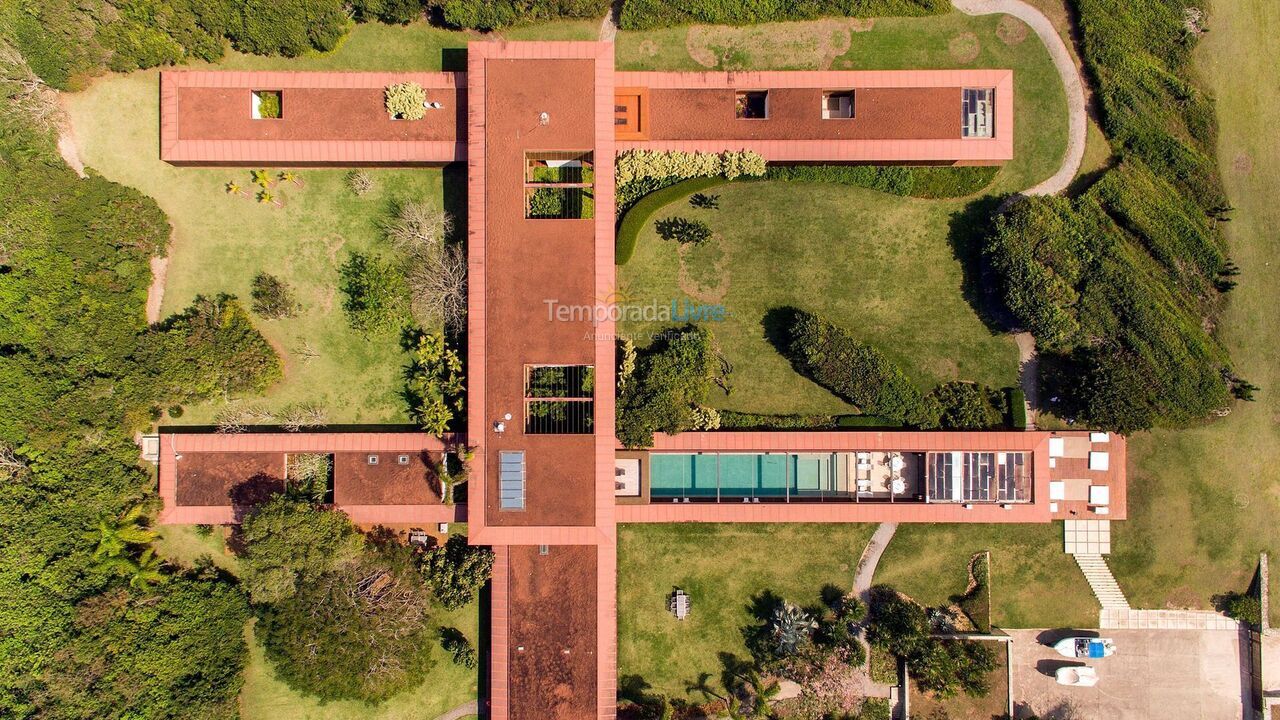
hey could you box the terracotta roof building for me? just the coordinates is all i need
[154,41,1115,720]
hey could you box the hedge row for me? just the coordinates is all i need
[616,177,728,265]
[9,0,390,89]
[434,0,609,30]
[719,410,836,430]
[763,164,998,199]
[619,0,948,30]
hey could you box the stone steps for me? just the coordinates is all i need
[1074,553,1130,610]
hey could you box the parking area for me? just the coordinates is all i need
[1007,628,1248,720]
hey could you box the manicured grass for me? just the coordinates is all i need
[65,71,442,424]
[1107,0,1280,622]
[617,523,876,699]
[874,523,1098,628]
[618,181,1021,415]
[154,524,242,575]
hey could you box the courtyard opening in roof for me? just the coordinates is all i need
[735,90,768,119]
[822,90,854,119]
[524,151,595,219]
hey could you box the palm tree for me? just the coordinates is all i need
[98,548,167,590]
[771,602,817,655]
[257,190,280,207]
[225,180,242,196]
[89,506,156,559]
[278,170,303,187]
[251,169,273,188]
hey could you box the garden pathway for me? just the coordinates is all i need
[854,522,898,605]
[951,0,1086,196]
[433,699,481,720]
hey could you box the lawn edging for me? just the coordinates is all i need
[615,176,728,265]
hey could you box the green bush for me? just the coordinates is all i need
[385,81,427,120]
[434,0,609,30]
[654,216,711,244]
[440,628,477,668]
[338,251,411,334]
[616,325,717,448]
[617,177,728,264]
[1008,387,1028,429]
[229,0,350,57]
[719,410,836,430]
[835,414,905,428]
[786,310,922,424]
[250,272,297,318]
[420,535,495,609]
[350,0,425,24]
[403,331,465,436]
[1213,590,1261,627]
[984,160,1234,432]
[256,91,281,119]
[925,381,1005,429]
[620,0,948,30]
[616,149,766,187]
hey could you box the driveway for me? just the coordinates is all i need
[1007,629,1248,720]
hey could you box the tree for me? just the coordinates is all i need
[616,325,717,448]
[88,505,156,559]
[384,202,466,332]
[771,602,817,656]
[404,331,465,436]
[257,552,435,702]
[338,251,411,334]
[250,272,299,319]
[420,534,494,609]
[238,498,365,604]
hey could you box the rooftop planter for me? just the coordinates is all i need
[385,81,426,120]
[251,90,281,120]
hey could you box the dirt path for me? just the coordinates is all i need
[951,0,1086,196]
[433,699,481,720]
[146,256,168,324]
[1013,331,1039,428]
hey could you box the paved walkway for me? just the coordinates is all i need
[951,0,1086,196]
[1100,609,1241,631]
[1013,332,1038,428]
[854,522,898,605]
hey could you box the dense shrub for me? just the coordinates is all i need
[338,251,412,334]
[655,216,711,244]
[985,160,1234,432]
[0,64,255,716]
[420,535,495,610]
[434,0,610,30]
[719,410,836,430]
[385,81,427,120]
[140,294,283,403]
[786,310,921,424]
[616,325,718,448]
[617,177,728,264]
[867,587,996,698]
[250,272,298,318]
[764,164,999,199]
[616,149,766,188]
[350,0,425,24]
[440,627,478,668]
[258,548,436,702]
[229,0,350,57]
[924,381,1005,429]
[1212,590,1261,627]
[620,0,948,30]
[403,331,465,436]
[239,498,365,604]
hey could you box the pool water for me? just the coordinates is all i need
[649,452,844,500]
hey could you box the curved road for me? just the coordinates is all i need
[952,0,1087,196]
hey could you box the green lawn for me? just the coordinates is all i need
[618,182,1021,415]
[1109,0,1280,620]
[617,523,876,700]
[65,71,443,424]
[874,523,1097,628]
[615,11,1067,416]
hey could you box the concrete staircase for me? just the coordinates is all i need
[1073,553,1131,610]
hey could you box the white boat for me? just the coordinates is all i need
[1053,637,1116,659]
[1055,666,1099,687]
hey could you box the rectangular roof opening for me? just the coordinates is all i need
[822,90,853,119]
[499,450,526,510]
[962,87,995,138]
